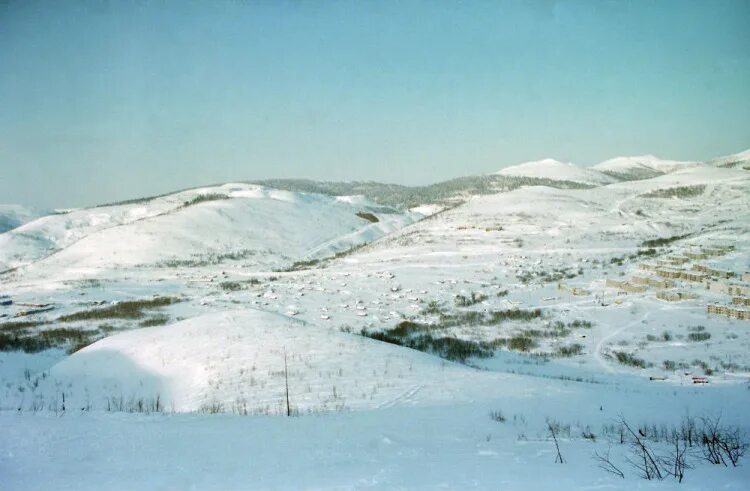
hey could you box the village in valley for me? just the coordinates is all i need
[604,243,749,320]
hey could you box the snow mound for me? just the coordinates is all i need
[46,310,474,413]
[593,155,699,180]
[496,159,616,186]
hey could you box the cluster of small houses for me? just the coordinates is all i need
[246,270,439,324]
[591,243,749,321]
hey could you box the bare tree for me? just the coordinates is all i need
[701,415,727,466]
[680,415,696,447]
[620,418,663,480]
[284,347,291,417]
[661,436,692,482]
[547,420,565,464]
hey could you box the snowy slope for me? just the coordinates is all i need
[4,390,750,491]
[593,155,699,180]
[299,163,750,382]
[708,148,750,169]
[0,192,192,271]
[0,205,47,233]
[496,158,617,186]
[43,309,493,413]
[0,183,418,274]
[2,153,750,491]
[374,163,749,260]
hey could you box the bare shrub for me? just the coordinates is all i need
[700,415,748,467]
[593,446,625,479]
[620,418,664,480]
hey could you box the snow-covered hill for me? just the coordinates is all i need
[45,309,490,413]
[708,148,750,169]
[0,183,418,275]
[593,155,699,180]
[495,152,744,186]
[496,158,617,186]
[0,205,47,233]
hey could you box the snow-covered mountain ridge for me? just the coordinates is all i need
[0,183,419,275]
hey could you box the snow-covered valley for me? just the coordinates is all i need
[1,151,749,490]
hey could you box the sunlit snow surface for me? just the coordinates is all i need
[1,153,750,490]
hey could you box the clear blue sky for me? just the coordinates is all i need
[1,0,749,208]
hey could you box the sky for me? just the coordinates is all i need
[1,0,749,209]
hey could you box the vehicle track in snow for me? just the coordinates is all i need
[594,311,652,373]
[376,384,424,409]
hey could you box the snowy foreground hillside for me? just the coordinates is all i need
[1,152,750,490]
